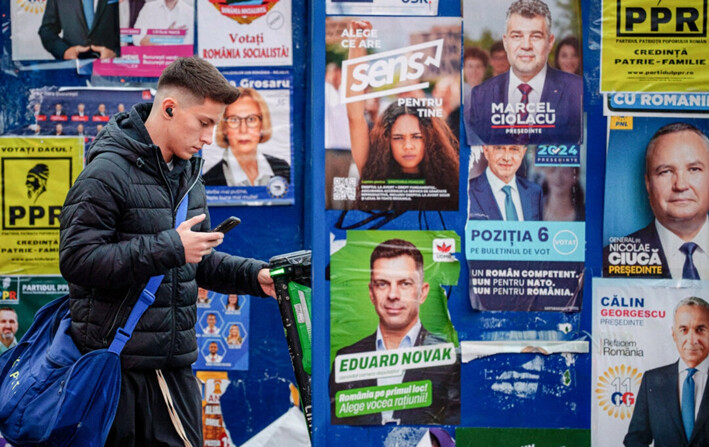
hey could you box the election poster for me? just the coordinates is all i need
[94,0,195,77]
[592,278,709,446]
[0,275,67,340]
[324,17,461,211]
[10,0,120,62]
[466,144,586,312]
[326,0,439,16]
[329,230,461,426]
[197,0,292,67]
[463,0,583,146]
[4,87,153,141]
[201,70,293,206]
[10,0,53,61]
[0,137,83,275]
[600,0,709,93]
[195,371,233,444]
[605,92,709,116]
[194,288,251,371]
[456,427,589,447]
[602,116,709,280]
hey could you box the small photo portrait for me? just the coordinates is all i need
[202,339,225,364]
[223,294,244,313]
[197,287,212,307]
[201,312,222,336]
[225,323,246,349]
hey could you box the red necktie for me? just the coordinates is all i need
[518,83,532,121]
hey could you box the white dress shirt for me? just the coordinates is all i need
[376,321,421,424]
[656,217,709,280]
[506,64,548,121]
[486,167,525,221]
[678,356,709,419]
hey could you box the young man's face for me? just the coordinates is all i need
[165,97,225,161]
[503,13,554,82]
[369,255,429,333]
[645,130,709,233]
[209,343,218,355]
[207,314,217,327]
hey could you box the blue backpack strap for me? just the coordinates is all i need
[109,198,189,354]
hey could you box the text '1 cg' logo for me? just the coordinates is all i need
[595,365,642,420]
[616,0,707,37]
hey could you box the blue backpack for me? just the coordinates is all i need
[0,199,187,446]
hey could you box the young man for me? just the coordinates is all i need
[59,56,275,446]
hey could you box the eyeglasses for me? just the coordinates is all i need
[224,114,262,129]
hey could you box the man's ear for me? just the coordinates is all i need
[419,282,430,304]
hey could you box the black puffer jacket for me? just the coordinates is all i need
[59,103,268,370]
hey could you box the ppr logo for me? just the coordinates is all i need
[616,0,707,37]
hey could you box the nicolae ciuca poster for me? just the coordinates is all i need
[324,17,461,211]
[592,278,709,447]
[329,231,461,426]
[0,137,83,275]
[601,0,709,93]
[197,0,292,67]
[602,116,709,281]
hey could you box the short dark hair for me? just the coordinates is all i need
[370,239,424,276]
[490,40,506,55]
[645,122,709,173]
[158,56,239,105]
[464,46,489,67]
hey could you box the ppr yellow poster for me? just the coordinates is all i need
[0,137,83,275]
[601,0,709,92]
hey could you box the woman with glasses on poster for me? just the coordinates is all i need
[203,88,290,186]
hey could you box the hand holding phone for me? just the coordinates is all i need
[211,216,241,234]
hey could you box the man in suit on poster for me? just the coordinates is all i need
[38,0,120,60]
[625,297,709,447]
[468,145,543,221]
[329,239,460,426]
[604,122,709,280]
[464,0,582,145]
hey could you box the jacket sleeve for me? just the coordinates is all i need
[59,158,185,289]
[37,0,71,60]
[195,250,269,297]
[623,374,653,447]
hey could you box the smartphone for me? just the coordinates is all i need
[77,50,101,59]
[210,216,241,234]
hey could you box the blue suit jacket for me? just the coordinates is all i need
[464,66,583,145]
[603,221,671,278]
[38,0,120,60]
[624,361,709,447]
[467,173,543,221]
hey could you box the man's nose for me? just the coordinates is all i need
[673,171,690,190]
[202,126,215,145]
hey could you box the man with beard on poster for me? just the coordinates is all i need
[329,239,460,426]
[464,0,582,146]
[624,297,709,446]
[604,122,709,280]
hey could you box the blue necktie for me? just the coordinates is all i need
[680,242,700,280]
[502,185,518,221]
[83,0,94,29]
[682,367,697,440]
